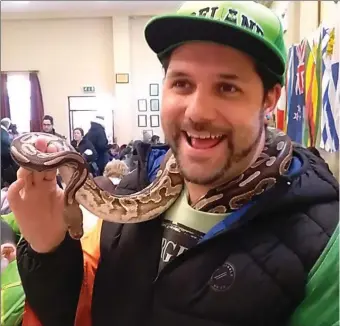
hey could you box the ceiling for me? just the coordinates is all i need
[1,1,288,21]
[1,1,183,18]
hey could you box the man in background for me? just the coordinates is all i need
[41,115,65,139]
[86,115,110,175]
[1,118,18,187]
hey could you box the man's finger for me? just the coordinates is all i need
[17,167,32,179]
[7,179,25,207]
[47,143,58,153]
[32,171,45,185]
[44,170,58,181]
[35,136,48,152]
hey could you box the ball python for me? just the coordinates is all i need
[10,129,292,240]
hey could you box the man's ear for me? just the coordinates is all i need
[263,84,282,116]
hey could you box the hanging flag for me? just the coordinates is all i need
[304,28,321,147]
[286,40,306,144]
[320,25,340,152]
[276,86,286,131]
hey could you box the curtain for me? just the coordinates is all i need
[1,73,11,119]
[29,72,44,132]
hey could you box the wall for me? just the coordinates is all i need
[129,16,164,141]
[1,18,114,138]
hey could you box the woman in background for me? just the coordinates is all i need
[71,128,99,176]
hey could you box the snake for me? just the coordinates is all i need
[10,129,292,240]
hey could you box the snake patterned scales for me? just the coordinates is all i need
[10,130,292,240]
[10,133,183,239]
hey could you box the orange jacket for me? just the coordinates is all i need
[22,220,103,326]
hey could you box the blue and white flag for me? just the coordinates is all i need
[320,23,340,152]
[286,42,306,144]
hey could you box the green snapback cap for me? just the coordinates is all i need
[145,1,287,85]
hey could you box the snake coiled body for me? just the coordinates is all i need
[10,129,292,240]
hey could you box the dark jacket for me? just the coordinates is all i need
[17,144,339,326]
[1,127,18,187]
[71,136,97,163]
[1,127,11,162]
[86,122,109,174]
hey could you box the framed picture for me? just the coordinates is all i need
[116,73,129,84]
[150,99,159,112]
[150,114,160,128]
[138,115,147,127]
[149,83,159,96]
[138,99,147,112]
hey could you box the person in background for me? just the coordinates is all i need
[41,115,65,188]
[150,135,160,145]
[8,123,19,141]
[103,159,129,187]
[71,127,98,176]
[108,143,120,160]
[142,130,152,143]
[41,115,65,139]
[1,118,18,188]
[94,160,129,194]
[1,218,25,326]
[86,115,110,175]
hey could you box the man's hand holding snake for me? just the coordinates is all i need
[7,136,67,253]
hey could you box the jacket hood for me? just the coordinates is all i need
[247,145,339,219]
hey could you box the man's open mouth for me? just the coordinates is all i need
[184,131,226,149]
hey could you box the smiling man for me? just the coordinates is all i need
[8,1,339,326]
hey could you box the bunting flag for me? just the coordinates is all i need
[286,40,306,144]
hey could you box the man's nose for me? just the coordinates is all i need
[184,90,217,123]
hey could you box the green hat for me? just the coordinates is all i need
[145,1,287,85]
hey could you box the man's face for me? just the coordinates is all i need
[42,119,53,133]
[161,42,280,187]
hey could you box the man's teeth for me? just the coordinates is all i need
[186,132,223,140]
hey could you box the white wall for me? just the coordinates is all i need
[1,18,114,138]
[129,16,164,141]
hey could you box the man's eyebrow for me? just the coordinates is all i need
[166,71,240,80]
[219,73,240,80]
[166,71,189,78]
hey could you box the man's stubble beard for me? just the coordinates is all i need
[169,110,265,186]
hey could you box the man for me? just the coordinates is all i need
[1,118,18,187]
[86,115,110,175]
[41,115,65,139]
[7,2,339,326]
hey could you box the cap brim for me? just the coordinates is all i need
[145,15,285,80]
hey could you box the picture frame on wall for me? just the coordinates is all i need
[150,99,159,112]
[150,114,160,128]
[138,99,147,112]
[115,73,129,84]
[149,83,159,96]
[138,115,147,127]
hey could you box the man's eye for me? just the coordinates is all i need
[173,80,190,89]
[219,83,239,94]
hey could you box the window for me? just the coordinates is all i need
[7,73,31,133]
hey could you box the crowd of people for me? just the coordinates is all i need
[1,114,162,190]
